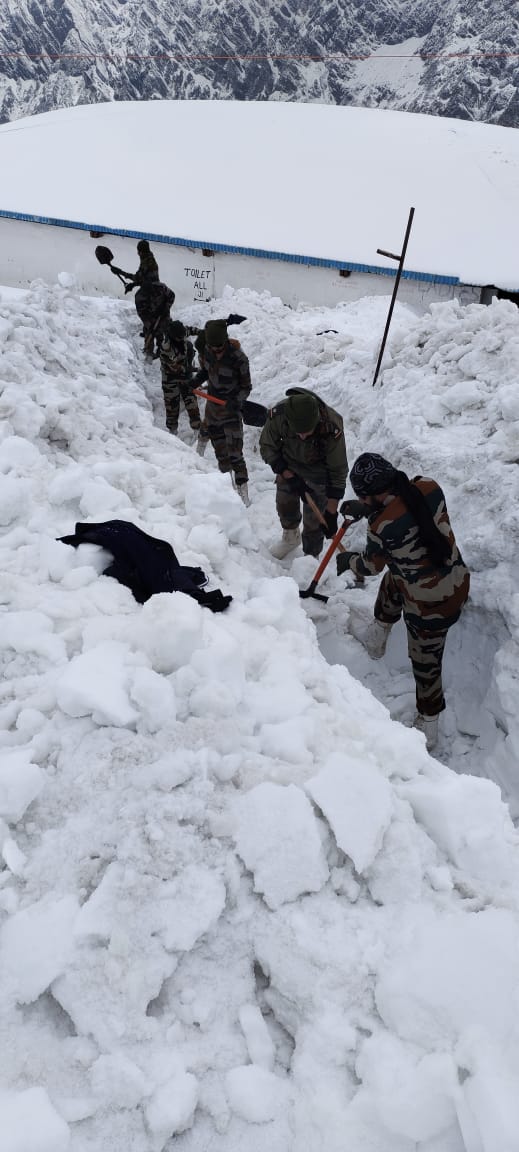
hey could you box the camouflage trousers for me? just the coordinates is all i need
[374,571,455,716]
[275,477,327,557]
[161,373,201,433]
[205,407,248,485]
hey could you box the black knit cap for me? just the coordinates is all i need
[168,320,186,341]
[350,453,397,497]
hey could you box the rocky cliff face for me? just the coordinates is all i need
[0,0,517,125]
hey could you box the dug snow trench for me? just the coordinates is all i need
[315,583,518,815]
[139,294,519,820]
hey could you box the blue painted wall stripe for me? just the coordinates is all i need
[0,207,461,287]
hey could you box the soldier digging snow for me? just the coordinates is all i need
[337,452,470,751]
[192,319,252,506]
[157,319,201,435]
[259,387,348,559]
[111,241,174,357]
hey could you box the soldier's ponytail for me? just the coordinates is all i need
[392,471,452,566]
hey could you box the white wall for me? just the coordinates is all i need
[0,216,480,311]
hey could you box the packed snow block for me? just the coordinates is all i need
[239,1004,275,1070]
[129,665,177,733]
[184,472,256,549]
[306,753,393,874]
[52,936,175,1049]
[135,592,205,674]
[154,864,227,953]
[145,1072,198,1149]
[0,475,31,525]
[375,907,519,1052]
[356,1032,459,1144]
[400,772,519,891]
[56,641,138,726]
[225,1065,290,1123]
[0,895,79,1003]
[0,748,45,824]
[75,861,226,953]
[464,1060,519,1152]
[0,1086,70,1152]
[90,1052,149,1109]
[2,608,66,661]
[234,782,329,909]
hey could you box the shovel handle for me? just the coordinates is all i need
[193,389,226,407]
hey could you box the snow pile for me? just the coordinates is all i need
[0,277,519,1152]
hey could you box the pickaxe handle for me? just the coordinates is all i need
[304,489,364,585]
[304,490,347,555]
[193,389,227,406]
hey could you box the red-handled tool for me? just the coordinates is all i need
[299,519,355,603]
[193,389,227,406]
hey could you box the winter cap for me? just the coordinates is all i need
[137,239,150,253]
[284,393,320,434]
[350,453,397,497]
[168,320,186,341]
[205,320,228,347]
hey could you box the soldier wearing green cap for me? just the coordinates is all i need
[192,320,252,505]
[158,319,201,435]
[259,387,348,558]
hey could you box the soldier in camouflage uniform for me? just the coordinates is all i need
[158,320,201,435]
[259,388,348,559]
[111,239,159,289]
[118,241,175,356]
[337,452,470,750]
[192,320,252,505]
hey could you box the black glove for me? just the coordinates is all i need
[336,551,357,577]
[323,509,338,538]
[340,498,370,521]
[226,313,247,325]
[289,475,309,501]
[124,282,135,294]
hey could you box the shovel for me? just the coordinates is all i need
[94,245,131,287]
[299,518,354,603]
[192,390,267,428]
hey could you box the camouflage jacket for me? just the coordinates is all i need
[195,339,251,418]
[348,477,470,629]
[159,330,195,381]
[133,251,159,285]
[259,388,348,499]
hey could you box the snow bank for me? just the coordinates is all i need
[0,278,518,1152]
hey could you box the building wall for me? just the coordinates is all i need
[0,216,480,311]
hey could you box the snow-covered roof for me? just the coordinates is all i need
[0,99,518,289]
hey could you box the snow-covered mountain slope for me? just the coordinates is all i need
[0,0,517,125]
[1,275,519,1151]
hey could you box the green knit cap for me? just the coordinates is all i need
[205,319,228,347]
[285,393,320,433]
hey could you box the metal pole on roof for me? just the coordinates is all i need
[372,206,415,387]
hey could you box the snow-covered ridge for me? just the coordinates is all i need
[0,0,517,126]
[1,278,519,1151]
